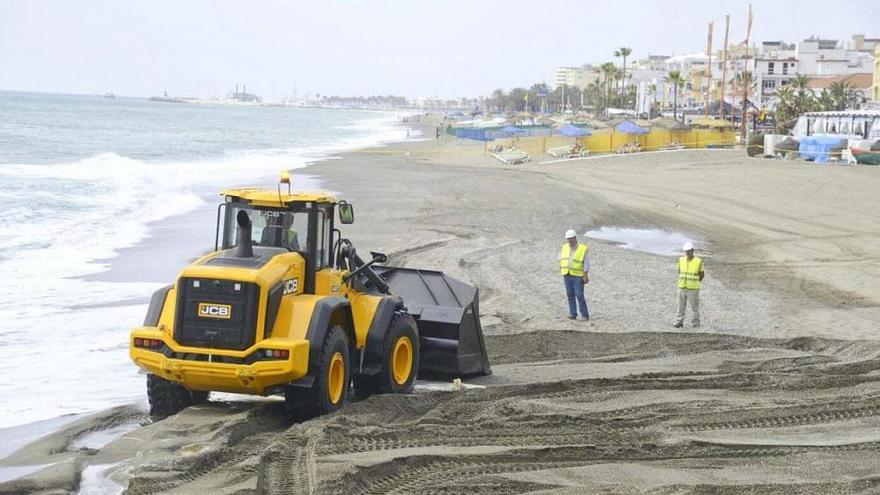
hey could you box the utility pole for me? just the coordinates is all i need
[706,22,714,118]
[719,15,730,120]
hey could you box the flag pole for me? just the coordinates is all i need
[719,14,730,120]
[706,22,714,118]
[741,4,753,142]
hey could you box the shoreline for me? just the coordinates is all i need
[4,116,880,493]
[0,112,421,432]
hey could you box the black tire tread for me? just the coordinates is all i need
[147,374,194,419]
[356,313,419,397]
[286,325,350,419]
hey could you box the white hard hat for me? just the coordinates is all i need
[565,229,577,239]
[682,241,695,251]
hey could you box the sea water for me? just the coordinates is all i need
[585,227,695,256]
[0,92,410,429]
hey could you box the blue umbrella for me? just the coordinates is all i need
[455,128,495,141]
[501,125,527,137]
[558,124,592,137]
[615,120,649,135]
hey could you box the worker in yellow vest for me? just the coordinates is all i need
[559,229,590,320]
[674,241,704,328]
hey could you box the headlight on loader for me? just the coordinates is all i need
[134,338,165,351]
[261,349,289,360]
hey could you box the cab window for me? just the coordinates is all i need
[224,205,308,252]
[315,207,332,268]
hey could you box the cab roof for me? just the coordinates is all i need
[222,188,337,207]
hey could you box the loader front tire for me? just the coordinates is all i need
[286,325,350,419]
[356,313,419,397]
[147,374,196,419]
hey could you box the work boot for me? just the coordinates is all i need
[581,315,590,321]
[567,314,577,320]
[673,321,683,328]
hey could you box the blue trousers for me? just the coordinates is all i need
[563,275,589,317]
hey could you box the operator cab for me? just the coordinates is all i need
[216,186,338,294]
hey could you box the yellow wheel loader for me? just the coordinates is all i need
[130,174,491,418]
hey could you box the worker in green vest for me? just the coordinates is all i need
[261,213,300,251]
[674,241,704,328]
[280,213,301,251]
[559,229,590,320]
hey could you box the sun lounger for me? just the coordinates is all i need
[616,142,641,154]
[659,141,685,151]
[547,146,590,159]
[493,148,531,165]
[547,146,571,158]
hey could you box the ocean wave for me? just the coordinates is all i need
[0,109,408,428]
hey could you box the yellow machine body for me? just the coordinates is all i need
[130,189,385,396]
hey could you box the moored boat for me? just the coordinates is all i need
[851,147,880,165]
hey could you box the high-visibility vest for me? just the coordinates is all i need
[560,243,588,276]
[678,256,703,289]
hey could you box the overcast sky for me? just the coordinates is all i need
[0,0,877,99]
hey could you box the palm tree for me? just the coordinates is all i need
[815,88,835,111]
[828,81,862,111]
[585,81,603,111]
[598,62,617,116]
[667,70,685,120]
[647,83,658,118]
[791,75,815,113]
[490,89,506,112]
[614,47,632,104]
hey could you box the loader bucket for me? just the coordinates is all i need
[374,266,491,377]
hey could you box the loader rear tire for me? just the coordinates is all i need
[190,391,210,404]
[356,313,419,397]
[286,325,350,419]
[147,374,195,419]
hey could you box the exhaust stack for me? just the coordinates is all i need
[234,210,254,258]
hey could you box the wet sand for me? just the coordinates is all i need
[4,118,880,494]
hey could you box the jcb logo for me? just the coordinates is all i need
[283,278,299,295]
[198,303,231,319]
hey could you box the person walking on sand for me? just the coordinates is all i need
[559,229,590,320]
[674,241,704,328]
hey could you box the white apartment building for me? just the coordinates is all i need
[796,37,873,76]
[554,66,598,89]
[749,36,876,110]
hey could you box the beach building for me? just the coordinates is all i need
[663,53,709,108]
[747,36,876,110]
[628,68,667,116]
[632,54,671,72]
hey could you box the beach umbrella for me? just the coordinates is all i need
[558,124,592,137]
[690,117,734,129]
[615,120,649,135]
[650,117,689,131]
[454,128,495,141]
[556,124,592,154]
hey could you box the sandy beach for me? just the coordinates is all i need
[4,116,880,494]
